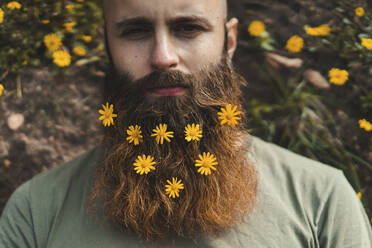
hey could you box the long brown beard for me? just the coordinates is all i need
[88,57,257,242]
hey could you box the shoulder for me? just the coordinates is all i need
[248,135,346,221]
[247,136,372,246]
[0,146,103,247]
[250,135,343,187]
[29,146,103,193]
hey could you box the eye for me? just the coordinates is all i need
[120,27,152,39]
[173,24,205,38]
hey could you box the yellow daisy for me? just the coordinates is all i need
[151,123,174,144]
[0,84,4,96]
[98,102,118,127]
[195,152,218,176]
[184,123,203,142]
[44,33,62,51]
[41,20,50,24]
[248,20,265,37]
[328,68,348,86]
[52,50,71,67]
[63,22,76,32]
[126,125,143,145]
[73,46,86,56]
[305,24,331,37]
[7,1,22,10]
[355,7,365,17]
[0,8,4,24]
[359,119,372,132]
[65,4,74,11]
[165,177,184,198]
[217,104,242,127]
[361,38,372,50]
[82,35,92,43]
[133,155,156,175]
[357,192,362,199]
[285,35,304,53]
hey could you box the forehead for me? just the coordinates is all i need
[104,0,226,22]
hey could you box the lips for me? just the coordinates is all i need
[149,86,187,96]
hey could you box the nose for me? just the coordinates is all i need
[151,33,179,71]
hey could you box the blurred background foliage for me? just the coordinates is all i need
[0,0,104,75]
[0,0,371,218]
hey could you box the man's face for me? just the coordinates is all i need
[104,0,231,82]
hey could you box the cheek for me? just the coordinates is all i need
[180,34,225,71]
[109,40,151,78]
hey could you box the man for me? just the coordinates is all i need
[1,0,371,247]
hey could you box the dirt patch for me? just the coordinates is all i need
[0,67,102,212]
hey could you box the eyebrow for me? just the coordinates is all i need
[115,15,214,30]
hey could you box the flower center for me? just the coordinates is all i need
[170,185,178,191]
[202,161,210,168]
[105,111,111,118]
[189,130,197,137]
[132,130,139,138]
[226,113,233,120]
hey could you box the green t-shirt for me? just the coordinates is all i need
[1,136,371,247]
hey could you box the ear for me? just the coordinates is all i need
[225,18,239,59]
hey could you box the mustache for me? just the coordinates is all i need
[110,70,195,98]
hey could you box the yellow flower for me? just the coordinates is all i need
[65,4,74,11]
[355,7,365,17]
[184,123,203,142]
[0,84,4,96]
[195,152,218,176]
[359,119,372,132]
[126,125,143,145]
[0,8,4,24]
[248,20,265,37]
[357,192,362,199]
[82,35,92,43]
[151,123,174,144]
[52,50,71,67]
[361,38,372,50]
[165,177,184,198]
[73,46,86,56]
[44,33,62,51]
[285,35,304,53]
[63,22,76,32]
[41,20,50,24]
[305,24,331,36]
[317,24,331,36]
[217,104,242,127]
[328,68,349,86]
[7,1,22,10]
[98,102,118,127]
[133,155,156,175]
[77,0,84,2]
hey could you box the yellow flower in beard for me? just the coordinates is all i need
[184,123,203,142]
[98,102,118,127]
[126,125,143,145]
[195,152,218,175]
[151,123,174,144]
[133,155,156,175]
[165,177,184,198]
[217,104,242,127]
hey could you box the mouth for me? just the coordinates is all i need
[148,86,187,97]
